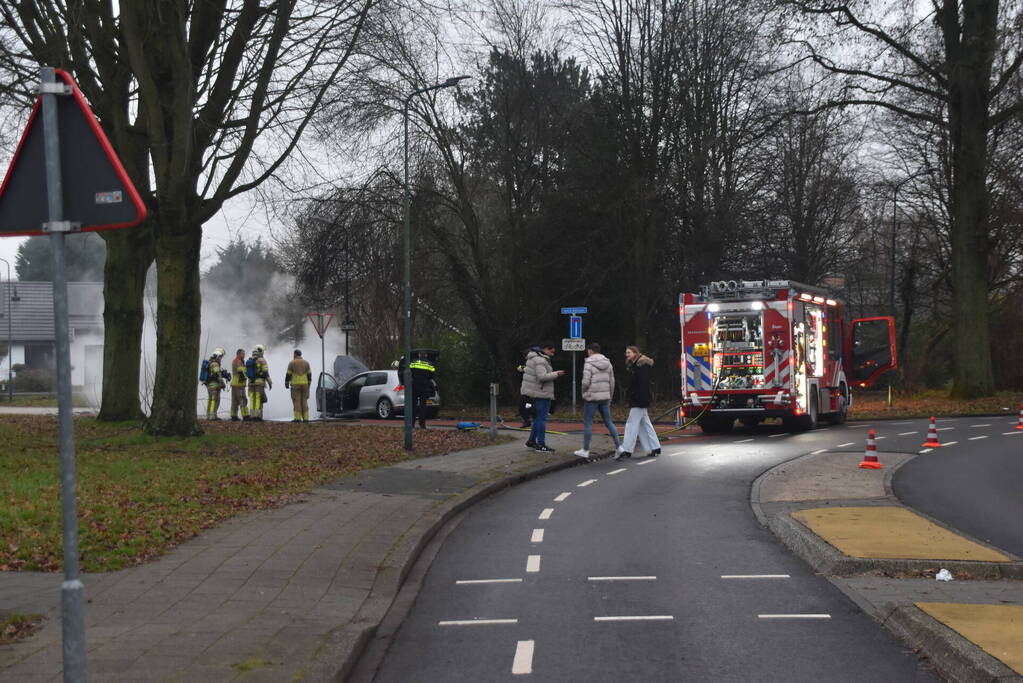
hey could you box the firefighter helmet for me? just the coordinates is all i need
[212,347,225,358]
[254,344,265,356]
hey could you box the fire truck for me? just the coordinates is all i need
[679,280,896,433]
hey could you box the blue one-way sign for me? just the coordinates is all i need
[569,315,582,339]
[560,306,588,315]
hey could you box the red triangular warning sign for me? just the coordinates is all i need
[307,312,334,338]
[0,69,147,236]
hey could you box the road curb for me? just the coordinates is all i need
[882,604,1022,683]
[305,451,585,682]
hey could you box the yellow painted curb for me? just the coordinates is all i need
[916,602,1023,675]
[791,506,1011,562]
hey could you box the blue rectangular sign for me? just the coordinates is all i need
[560,306,588,315]
[569,315,582,339]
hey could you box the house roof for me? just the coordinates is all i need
[0,281,104,343]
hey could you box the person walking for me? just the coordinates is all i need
[203,348,227,420]
[616,345,661,460]
[248,344,272,421]
[574,342,621,459]
[285,349,312,423]
[520,342,565,452]
[230,348,250,421]
[409,351,437,428]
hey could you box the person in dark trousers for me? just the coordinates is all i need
[409,351,437,428]
[520,342,565,452]
[616,345,661,460]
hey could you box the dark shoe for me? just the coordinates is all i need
[521,421,531,428]
[242,416,251,422]
[614,451,632,461]
[525,441,536,449]
[292,419,300,423]
[231,416,240,422]
[534,444,555,452]
[647,449,660,457]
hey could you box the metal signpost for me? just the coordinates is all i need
[0,67,147,682]
[308,312,334,421]
[560,307,588,414]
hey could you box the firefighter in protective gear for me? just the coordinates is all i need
[248,345,272,421]
[205,348,226,420]
[284,349,313,422]
[230,348,249,421]
[409,352,437,428]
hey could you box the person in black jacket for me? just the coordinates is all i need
[616,345,661,460]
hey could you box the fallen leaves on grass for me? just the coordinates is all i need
[0,612,45,644]
[850,390,1023,420]
[0,417,494,573]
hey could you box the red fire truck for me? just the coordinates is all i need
[679,280,896,432]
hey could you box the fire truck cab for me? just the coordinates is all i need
[680,280,896,433]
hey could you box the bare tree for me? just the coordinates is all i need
[782,0,1023,397]
[0,0,378,433]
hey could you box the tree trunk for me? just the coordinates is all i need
[946,10,996,399]
[98,226,154,421]
[145,219,203,435]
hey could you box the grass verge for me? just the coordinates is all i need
[0,394,93,408]
[0,416,494,573]
[0,612,45,644]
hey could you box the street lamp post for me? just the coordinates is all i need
[0,257,12,402]
[402,75,470,451]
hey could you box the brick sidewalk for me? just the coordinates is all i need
[0,430,603,682]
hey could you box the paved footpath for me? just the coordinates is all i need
[0,430,602,682]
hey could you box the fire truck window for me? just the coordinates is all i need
[711,313,765,389]
[851,319,893,382]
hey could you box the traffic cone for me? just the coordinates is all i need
[922,416,943,447]
[1015,403,1023,431]
[859,429,882,469]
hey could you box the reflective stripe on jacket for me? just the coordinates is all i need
[232,358,247,387]
[286,359,312,385]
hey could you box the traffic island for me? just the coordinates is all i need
[752,448,1023,683]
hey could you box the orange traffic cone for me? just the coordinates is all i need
[922,416,943,447]
[1015,403,1023,431]
[859,429,883,469]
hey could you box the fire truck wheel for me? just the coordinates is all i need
[825,387,848,425]
[739,417,762,429]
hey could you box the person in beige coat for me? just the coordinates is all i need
[574,342,622,458]
[519,342,564,452]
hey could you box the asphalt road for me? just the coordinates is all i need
[895,416,1023,557]
[370,415,1020,682]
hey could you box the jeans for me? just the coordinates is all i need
[527,398,550,445]
[622,407,660,453]
[582,400,620,450]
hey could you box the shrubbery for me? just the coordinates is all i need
[13,368,55,392]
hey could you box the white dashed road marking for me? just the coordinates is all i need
[554,492,571,502]
[594,615,674,622]
[539,508,554,520]
[512,640,534,675]
[945,441,959,446]
[531,529,544,543]
[577,479,597,487]
[526,555,541,573]
[968,435,989,441]
[758,614,831,620]
[588,576,656,581]
[456,579,523,585]
[721,574,790,579]
[637,459,656,466]
[937,427,955,431]
[735,438,754,443]
[439,619,518,626]
[970,424,992,428]
[810,449,827,455]
[898,431,919,436]
[920,448,933,454]
[608,468,627,476]
[769,433,789,438]
[837,442,855,447]
[1003,431,1022,436]
[874,436,886,440]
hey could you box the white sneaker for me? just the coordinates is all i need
[616,445,625,455]
[574,449,590,458]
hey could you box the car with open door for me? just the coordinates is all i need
[316,368,441,419]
